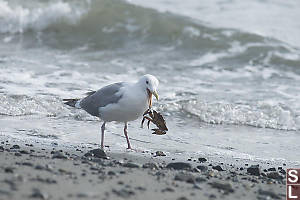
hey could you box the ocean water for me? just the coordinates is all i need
[0,0,300,165]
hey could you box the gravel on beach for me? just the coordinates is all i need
[0,140,287,200]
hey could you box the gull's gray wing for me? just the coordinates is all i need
[80,82,124,117]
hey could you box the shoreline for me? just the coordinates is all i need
[0,136,287,200]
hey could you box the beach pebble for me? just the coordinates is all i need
[196,165,208,172]
[52,151,67,159]
[174,173,195,184]
[198,158,207,163]
[0,146,4,151]
[208,181,234,193]
[123,162,140,168]
[267,172,284,180]
[4,167,14,173]
[135,186,146,191]
[84,149,107,159]
[19,150,29,154]
[247,165,260,176]
[112,188,135,198]
[177,197,189,200]
[166,162,192,170]
[279,169,286,174]
[35,165,45,170]
[143,162,159,170]
[267,167,276,171]
[107,171,116,176]
[14,152,22,157]
[212,165,224,171]
[155,151,166,156]
[22,162,34,167]
[29,188,49,199]
[161,187,175,192]
[11,145,20,149]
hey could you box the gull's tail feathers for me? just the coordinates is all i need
[63,98,81,109]
[63,90,95,109]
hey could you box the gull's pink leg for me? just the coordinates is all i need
[124,122,132,149]
[101,122,106,149]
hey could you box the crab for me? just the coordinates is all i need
[141,108,168,135]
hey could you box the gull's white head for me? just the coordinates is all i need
[138,74,159,107]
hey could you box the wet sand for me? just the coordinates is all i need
[0,137,286,200]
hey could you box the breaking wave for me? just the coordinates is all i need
[0,0,299,61]
[182,100,300,131]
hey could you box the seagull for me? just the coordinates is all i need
[63,74,159,149]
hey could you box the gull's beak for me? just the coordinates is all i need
[152,90,159,101]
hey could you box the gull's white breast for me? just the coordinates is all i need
[98,84,148,122]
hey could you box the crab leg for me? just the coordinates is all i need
[142,116,155,129]
[141,117,146,128]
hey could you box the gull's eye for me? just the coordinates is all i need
[146,80,149,84]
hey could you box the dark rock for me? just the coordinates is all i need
[52,151,67,159]
[11,145,20,149]
[166,162,192,170]
[0,146,4,151]
[196,165,208,172]
[177,197,189,200]
[247,165,260,176]
[279,169,286,174]
[84,149,107,159]
[174,173,195,184]
[123,163,140,168]
[29,188,49,199]
[198,158,207,163]
[143,162,159,170]
[58,168,72,175]
[31,177,57,184]
[14,152,22,156]
[155,151,166,156]
[135,186,146,191]
[76,193,89,198]
[22,162,33,167]
[209,182,234,193]
[267,172,284,180]
[19,150,29,154]
[212,165,224,171]
[107,171,116,176]
[4,167,14,173]
[35,165,45,170]
[258,189,280,199]
[162,187,175,192]
[112,189,135,198]
[90,166,99,171]
[268,167,276,171]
